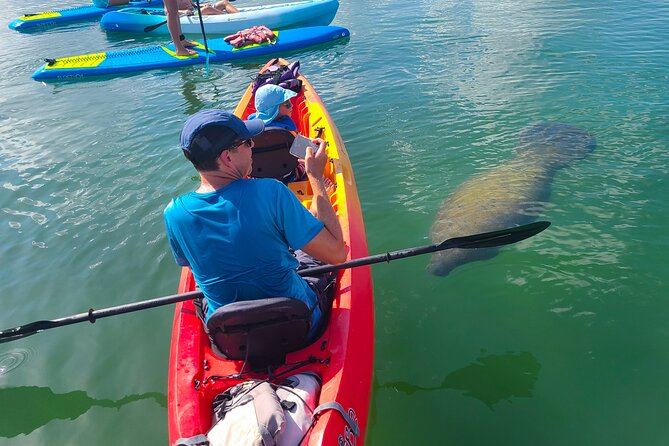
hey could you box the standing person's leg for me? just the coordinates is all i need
[164,0,197,56]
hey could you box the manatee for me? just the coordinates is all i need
[428,122,595,276]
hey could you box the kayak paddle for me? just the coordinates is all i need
[143,12,187,33]
[144,17,169,33]
[0,221,550,344]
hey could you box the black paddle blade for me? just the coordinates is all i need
[144,20,167,32]
[438,221,551,250]
[0,320,57,343]
[0,331,38,344]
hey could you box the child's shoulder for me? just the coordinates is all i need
[269,116,297,131]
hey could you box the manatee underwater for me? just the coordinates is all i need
[428,122,596,276]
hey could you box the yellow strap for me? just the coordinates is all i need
[44,52,107,70]
[19,12,62,21]
[161,41,215,59]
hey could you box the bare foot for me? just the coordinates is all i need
[183,40,198,48]
[175,47,198,56]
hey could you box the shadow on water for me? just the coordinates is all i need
[0,386,166,438]
[178,69,229,115]
[380,351,541,409]
[180,73,206,116]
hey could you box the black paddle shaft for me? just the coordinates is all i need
[0,221,550,343]
[0,290,204,344]
[194,0,210,60]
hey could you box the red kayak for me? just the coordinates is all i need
[167,58,374,445]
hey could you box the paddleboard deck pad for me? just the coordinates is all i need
[32,26,350,81]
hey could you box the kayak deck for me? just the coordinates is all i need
[167,59,373,445]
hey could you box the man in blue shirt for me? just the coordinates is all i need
[164,109,347,339]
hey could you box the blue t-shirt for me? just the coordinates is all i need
[164,178,324,333]
[248,113,297,131]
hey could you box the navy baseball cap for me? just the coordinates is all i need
[180,109,264,154]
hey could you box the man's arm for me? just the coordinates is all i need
[300,139,347,265]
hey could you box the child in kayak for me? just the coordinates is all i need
[248,84,298,131]
[249,84,307,183]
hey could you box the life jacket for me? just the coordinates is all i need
[252,59,302,95]
[224,26,276,48]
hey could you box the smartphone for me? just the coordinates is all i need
[289,134,318,159]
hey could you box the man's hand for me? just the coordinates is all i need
[301,137,346,264]
[304,138,328,179]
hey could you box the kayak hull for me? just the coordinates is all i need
[31,26,350,81]
[167,59,374,445]
[100,0,339,35]
[8,0,163,31]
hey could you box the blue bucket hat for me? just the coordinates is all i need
[180,109,264,154]
[254,85,298,124]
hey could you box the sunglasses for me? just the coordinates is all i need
[232,138,253,149]
[220,138,253,156]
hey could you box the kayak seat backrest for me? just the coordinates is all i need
[206,297,311,369]
[250,128,298,180]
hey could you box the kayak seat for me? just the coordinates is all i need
[250,128,299,181]
[206,297,311,370]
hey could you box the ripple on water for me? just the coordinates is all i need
[0,348,33,376]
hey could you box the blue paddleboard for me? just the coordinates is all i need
[32,26,350,81]
[9,0,164,31]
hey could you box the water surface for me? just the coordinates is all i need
[1,0,668,444]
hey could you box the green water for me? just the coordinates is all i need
[1,0,668,444]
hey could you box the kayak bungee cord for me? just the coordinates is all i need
[198,356,324,390]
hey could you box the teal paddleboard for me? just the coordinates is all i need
[32,26,350,81]
[101,0,339,35]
